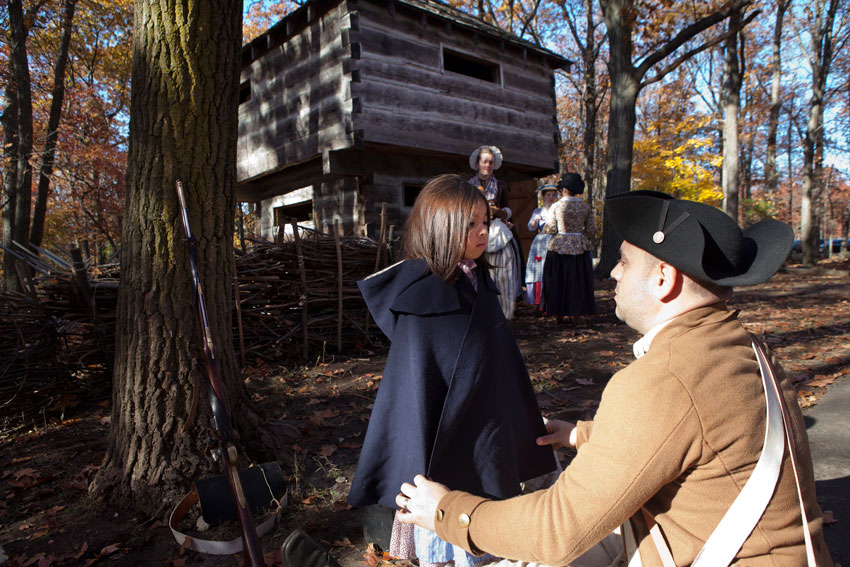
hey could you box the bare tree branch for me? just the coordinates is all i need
[636,0,754,79]
[641,10,759,89]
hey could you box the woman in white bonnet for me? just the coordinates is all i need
[468,145,523,319]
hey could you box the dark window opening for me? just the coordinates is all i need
[403,183,423,207]
[443,48,500,83]
[239,81,251,104]
[274,201,313,225]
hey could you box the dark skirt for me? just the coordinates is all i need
[541,251,595,316]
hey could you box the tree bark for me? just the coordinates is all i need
[764,0,788,195]
[596,0,639,276]
[581,0,599,222]
[2,85,20,292]
[800,0,838,265]
[721,7,742,221]
[30,0,77,249]
[89,0,276,515]
[4,0,34,294]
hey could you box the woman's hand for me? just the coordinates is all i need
[536,418,577,450]
[396,475,450,532]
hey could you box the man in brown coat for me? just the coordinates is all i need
[396,191,834,566]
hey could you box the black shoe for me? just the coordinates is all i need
[282,529,340,567]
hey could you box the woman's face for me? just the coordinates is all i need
[477,152,495,179]
[464,199,489,261]
[543,190,558,206]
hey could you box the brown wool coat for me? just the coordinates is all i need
[434,304,834,566]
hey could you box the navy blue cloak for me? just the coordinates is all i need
[348,259,557,509]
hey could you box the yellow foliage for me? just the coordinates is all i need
[632,114,722,205]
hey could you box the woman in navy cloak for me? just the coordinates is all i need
[347,175,556,563]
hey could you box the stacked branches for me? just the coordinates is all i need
[236,229,387,362]
[1,230,387,431]
[0,294,69,435]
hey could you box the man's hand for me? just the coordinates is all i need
[396,475,450,532]
[536,418,576,450]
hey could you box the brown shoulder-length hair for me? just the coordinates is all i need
[402,174,491,282]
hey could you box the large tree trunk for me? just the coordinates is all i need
[596,0,638,277]
[764,0,788,195]
[800,0,838,266]
[30,0,77,249]
[90,0,273,515]
[721,8,742,221]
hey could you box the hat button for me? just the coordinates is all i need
[652,231,665,244]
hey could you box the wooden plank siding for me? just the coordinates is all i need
[237,5,358,182]
[350,0,560,170]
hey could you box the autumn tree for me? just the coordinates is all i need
[90,0,276,513]
[1,0,131,287]
[558,0,608,216]
[764,0,789,195]
[28,0,76,249]
[2,0,34,292]
[632,76,722,203]
[800,0,839,265]
[594,0,757,275]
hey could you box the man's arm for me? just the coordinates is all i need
[397,366,702,565]
[397,420,576,530]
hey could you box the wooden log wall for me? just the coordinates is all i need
[237,2,359,183]
[349,0,560,170]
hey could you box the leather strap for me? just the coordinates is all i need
[751,338,818,567]
[169,485,287,555]
[642,338,818,567]
[641,509,676,567]
[690,340,786,566]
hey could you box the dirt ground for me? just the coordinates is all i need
[1,257,848,566]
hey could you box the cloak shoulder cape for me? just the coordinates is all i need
[348,259,556,508]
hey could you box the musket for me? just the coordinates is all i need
[174,180,265,567]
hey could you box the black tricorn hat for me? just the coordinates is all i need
[605,190,793,286]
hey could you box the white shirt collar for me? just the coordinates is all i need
[632,318,677,359]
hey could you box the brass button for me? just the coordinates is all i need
[436,509,444,522]
[458,513,470,528]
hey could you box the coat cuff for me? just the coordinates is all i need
[575,420,593,447]
[432,491,490,556]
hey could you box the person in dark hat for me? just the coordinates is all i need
[541,173,596,324]
[393,191,834,567]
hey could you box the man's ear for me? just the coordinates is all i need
[655,262,682,302]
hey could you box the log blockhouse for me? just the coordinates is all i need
[238,0,570,245]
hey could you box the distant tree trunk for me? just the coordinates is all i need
[562,0,603,226]
[787,118,794,225]
[89,1,274,515]
[30,0,77,249]
[4,0,34,294]
[764,0,788,194]
[2,86,20,291]
[721,8,742,221]
[801,0,838,265]
[581,0,599,221]
[594,0,753,276]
